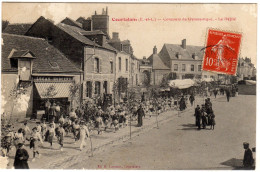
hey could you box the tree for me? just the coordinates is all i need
[113,77,128,103]
[69,82,81,109]
[160,72,177,88]
[143,71,151,87]
[8,82,27,123]
[2,20,9,31]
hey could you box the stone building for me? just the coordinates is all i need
[237,57,256,80]
[25,15,117,101]
[1,33,81,120]
[147,39,217,86]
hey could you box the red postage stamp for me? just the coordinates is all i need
[202,29,242,75]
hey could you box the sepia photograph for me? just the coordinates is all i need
[0,2,257,170]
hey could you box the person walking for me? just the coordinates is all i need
[189,94,195,106]
[13,143,29,169]
[79,121,90,151]
[226,89,231,102]
[194,105,201,130]
[243,142,254,169]
[56,123,65,151]
[30,127,43,162]
[137,105,144,127]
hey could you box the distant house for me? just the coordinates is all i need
[3,23,33,35]
[2,33,82,120]
[237,57,256,80]
[147,39,218,86]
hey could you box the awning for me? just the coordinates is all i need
[168,79,195,89]
[201,78,214,82]
[35,82,72,99]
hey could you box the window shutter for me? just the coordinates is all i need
[91,58,94,73]
[99,58,102,73]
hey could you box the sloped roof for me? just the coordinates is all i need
[3,23,33,35]
[76,17,86,24]
[56,23,116,52]
[81,30,105,35]
[60,17,83,28]
[163,44,204,60]
[2,33,81,73]
[148,54,170,70]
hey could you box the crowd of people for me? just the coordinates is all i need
[0,84,241,169]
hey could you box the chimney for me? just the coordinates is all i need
[143,56,146,60]
[95,11,97,15]
[182,39,186,49]
[106,7,108,15]
[82,18,92,31]
[153,45,157,54]
[102,8,105,15]
[112,32,119,40]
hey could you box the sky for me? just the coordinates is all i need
[2,3,257,66]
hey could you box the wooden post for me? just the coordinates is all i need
[130,113,132,139]
[89,136,93,157]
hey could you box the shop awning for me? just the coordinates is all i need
[35,82,72,99]
[168,79,195,89]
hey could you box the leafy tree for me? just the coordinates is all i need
[143,71,151,87]
[2,20,9,31]
[160,72,177,88]
[69,82,81,109]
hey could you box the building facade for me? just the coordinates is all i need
[2,33,81,120]
[237,57,256,80]
[147,39,218,86]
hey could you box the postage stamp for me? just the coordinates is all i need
[202,29,242,75]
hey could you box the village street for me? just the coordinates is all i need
[69,95,256,170]
[5,94,256,169]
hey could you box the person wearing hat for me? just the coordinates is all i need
[47,123,55,147]
[13,143,29,169]
[56,123,65,151]
[95,109,103,135]
[243,142,254,169]
[2,128,14,156]
[201,105,207,129]
[41,120,47,140]
[137,104,145,127]
[194,105,201,130]
[79,121,90,151]
[14,128,24,149]
[30,127,43,162]
[23,122,31,139]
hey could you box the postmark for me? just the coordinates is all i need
[202,29,242,75]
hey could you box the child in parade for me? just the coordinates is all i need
[30,127,43,162]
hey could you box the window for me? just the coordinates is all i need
[191,64,194,72]
[182,64,186,72]
[110,61,113,73]
[95,81,101,95]
[174,64,178,71]
[94,58,100,73]
[126,59,128,71]
[86,81,92,98]
[119,57,122,71]
[198,65,202,71]
[10,59,18,68]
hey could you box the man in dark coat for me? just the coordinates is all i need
[189,94,195,106]
[194,105,201,130]
[226,89,231,102]
[14,143,29,169]
[179,96,186,111]
[243,142,254,169]
[137,105,144,127]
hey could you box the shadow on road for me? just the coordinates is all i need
[178,123,198,131]
[220,158,255,170]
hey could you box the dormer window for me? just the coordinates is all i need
[176,52,181,59]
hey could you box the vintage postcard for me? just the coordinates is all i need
[0,2,257,170]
